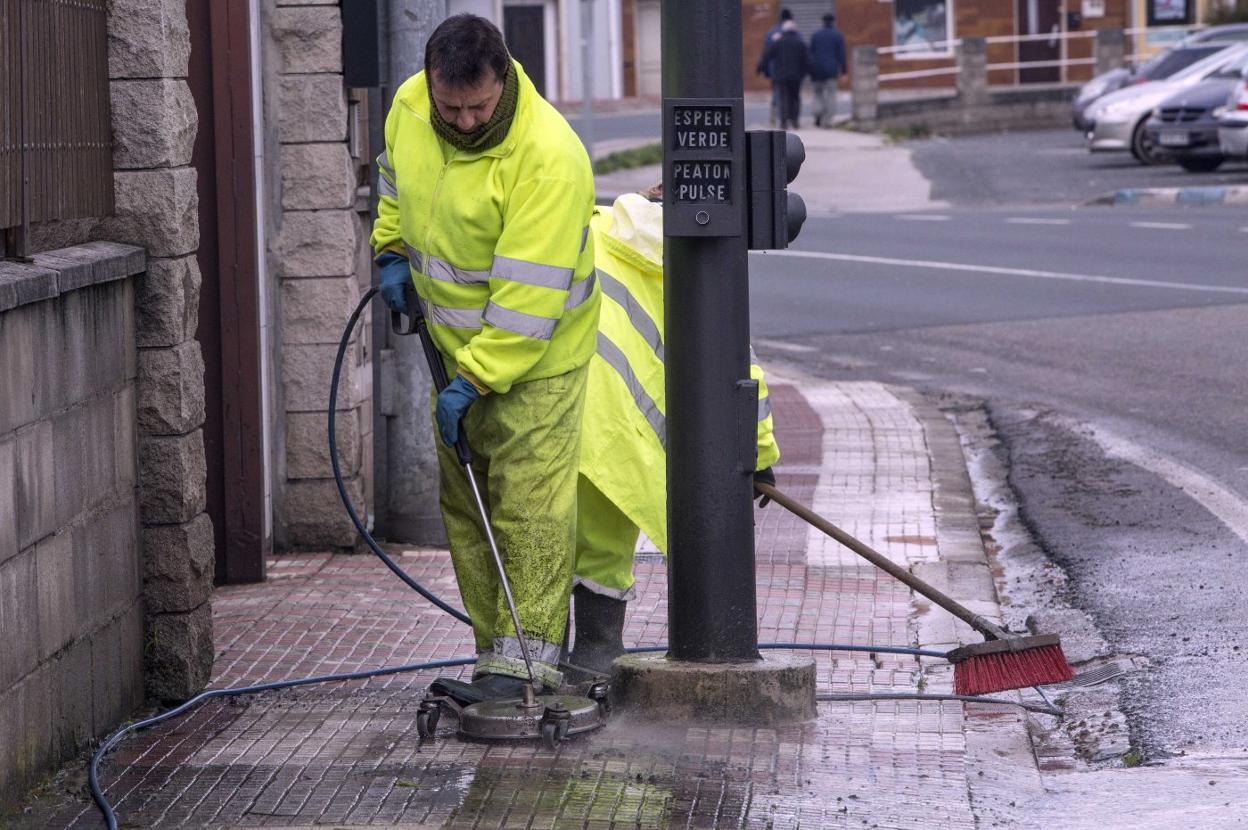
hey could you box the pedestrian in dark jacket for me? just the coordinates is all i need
[809,14,847,128]
[757,20,809,130]
[758,8,794,126]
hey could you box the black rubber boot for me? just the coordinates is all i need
[429,673,533,706]
[566,584,626,682]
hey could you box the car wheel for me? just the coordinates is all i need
[1131,119,1164,166]
[1177,156,1224,173]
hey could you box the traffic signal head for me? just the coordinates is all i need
[745,130,807,250]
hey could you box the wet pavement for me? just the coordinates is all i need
[26,380,1035,829]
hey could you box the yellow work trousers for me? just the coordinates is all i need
[573,475,640,601]
[436,364,588,689]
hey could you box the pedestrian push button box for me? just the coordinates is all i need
[663,98,745,238]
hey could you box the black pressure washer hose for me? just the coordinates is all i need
[87,288,1060,829]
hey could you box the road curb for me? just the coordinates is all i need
[1087,185,1248,207]
[894,388,1047,814]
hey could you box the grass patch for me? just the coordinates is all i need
[594,142,663,175]
[882,123,932,143]
[1122,748,1144,768]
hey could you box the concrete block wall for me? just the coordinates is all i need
[270,0,374,549]
[105,0,215,702]
[0,244,146,802]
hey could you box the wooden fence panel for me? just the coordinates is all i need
[0,0,113,251]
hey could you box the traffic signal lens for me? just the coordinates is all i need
[784,132,805,183]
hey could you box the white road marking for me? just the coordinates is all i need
[1006,217,1072,226]
[754,338,817,353]
[1056,418,1248,548]
[896,214,950,221]
[753,250,1248,296]
[1130,221,1191,230]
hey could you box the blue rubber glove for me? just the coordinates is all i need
[436,375,481,448]
[377,252,411,315]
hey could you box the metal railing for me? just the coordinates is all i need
[879,30,1098,56]
[1,0,114,259]
[876,24,1195,85]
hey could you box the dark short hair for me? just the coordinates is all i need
[780,8,794,21]
[823,13,835,24]
[425,14,510,87]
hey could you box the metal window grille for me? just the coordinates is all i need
[1,0,114,259]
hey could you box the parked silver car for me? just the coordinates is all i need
[1217,69,1248,160]
[1085,43,1248,163]
[1143,73,1242,171]
[1073,24,1248,131]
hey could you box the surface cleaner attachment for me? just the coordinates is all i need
[418,681,610,750]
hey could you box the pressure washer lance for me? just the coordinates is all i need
[391,284,540,697]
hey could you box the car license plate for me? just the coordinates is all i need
[1159,130,1191,147]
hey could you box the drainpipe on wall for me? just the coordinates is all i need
[581,0,596,157]
[249,0,274,545]
[375,0,450,544]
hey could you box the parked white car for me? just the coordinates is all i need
[1217,69,1248,160]
[1086,43,1248,164]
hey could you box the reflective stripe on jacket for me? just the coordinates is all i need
[370,60,600,393]
[580,195,781,554]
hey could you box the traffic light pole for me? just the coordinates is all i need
[662,0,760,662]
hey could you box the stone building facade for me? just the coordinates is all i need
[269,0,375,549]
[106,0,216,704]
[2,0,382,801]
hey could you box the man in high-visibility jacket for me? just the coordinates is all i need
[568,192,780,678]
[370,14,600,699]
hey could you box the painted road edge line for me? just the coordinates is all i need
[1053,416,1248,548]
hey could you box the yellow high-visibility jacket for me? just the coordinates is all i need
[581,194,781,554]
[371,61,600,394]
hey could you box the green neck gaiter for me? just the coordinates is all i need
[428,64,519,154]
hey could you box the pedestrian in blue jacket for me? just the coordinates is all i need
[810,14,847,128]
[758,19,809,130]
[758,8,794,127]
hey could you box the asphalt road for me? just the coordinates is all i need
[749,203,1248,759]
[908,128,1248,206]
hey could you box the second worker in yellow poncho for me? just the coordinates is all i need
[568,191,781,678]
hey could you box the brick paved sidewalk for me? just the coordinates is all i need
[39,381,1036,829]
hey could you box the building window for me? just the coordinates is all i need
[894,0,954,58]
[1146,0,1193,26]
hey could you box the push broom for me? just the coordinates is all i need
[754,482,1075,695]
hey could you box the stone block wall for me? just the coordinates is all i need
[0,244,146,802]
[105,0,214,702]
[270,0,374,548]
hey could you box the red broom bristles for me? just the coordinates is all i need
[953,643,1075,696]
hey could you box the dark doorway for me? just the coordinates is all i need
[504,5,547,98]
[187,0,268,584]
[1017,0,1062,84]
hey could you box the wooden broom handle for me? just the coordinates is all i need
[755,482,1009,641]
